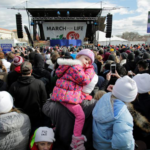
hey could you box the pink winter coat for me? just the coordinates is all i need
[51,58,95,104]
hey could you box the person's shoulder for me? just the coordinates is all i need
[10,80,18,87]
[34,78,43,83]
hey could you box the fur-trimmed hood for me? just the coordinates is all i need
[127,103,150,132]
[57,58,82,66]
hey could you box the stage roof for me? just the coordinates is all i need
[26,8,102,17]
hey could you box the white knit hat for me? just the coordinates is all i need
[133,73,150,94]
[0,91,13,114]
[35,127,55,143]
[112,76,138,103]
[82,74,98,94]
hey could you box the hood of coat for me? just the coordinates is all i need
[120,59,126,66]
[18,75,35,85]
[57,58,82,66]
[34,53,44,68]
[92,92,126,123]
[127,103,150,133]
[0,112,26,133]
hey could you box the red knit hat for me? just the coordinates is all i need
[13,56,24,66]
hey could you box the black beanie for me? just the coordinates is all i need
[65,52,70,57]
[121,52,128,59]
[108,54,116,61]
[128,53,135,61]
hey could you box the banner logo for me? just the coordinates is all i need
[66,31,80,39]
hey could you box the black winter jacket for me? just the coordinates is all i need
[32,53,51,97]
[7,71,22,88]
[9,76,47,121]
[123,61,136,72]
[42,99,96,150]
[132,93,150,148]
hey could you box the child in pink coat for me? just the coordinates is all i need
[51,49,97,150]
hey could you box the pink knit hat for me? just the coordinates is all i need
[13,56,24,66]
[77,49,94,64]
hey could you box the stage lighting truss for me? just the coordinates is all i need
[32,17,98,21]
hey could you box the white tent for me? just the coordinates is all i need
[95,31,129,46]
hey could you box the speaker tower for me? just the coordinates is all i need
[16,13,23,38]
[106,14,113,38]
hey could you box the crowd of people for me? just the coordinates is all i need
[0,44,150,150]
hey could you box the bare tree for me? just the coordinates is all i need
[121,32,140,41]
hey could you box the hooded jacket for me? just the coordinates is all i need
[0,112,31,150]
[123,61,136,72]
[93,92,134,150]
[51,59,95,104]
[32,53,51,97]
[9,76,47,121]
[7,68,22,88]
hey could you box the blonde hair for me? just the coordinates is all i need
[15,53,20,56]
[0,107,21,115]
[9,107,21,113]
[93,51,97,59]
[94,91,117,109]
[94,90,106,100]
[97,55,103,62]
[110,94,117,107]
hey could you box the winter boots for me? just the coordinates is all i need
[70,135,87,150]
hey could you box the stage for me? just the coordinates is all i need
[50,39,82,46]
[25,8,103,46]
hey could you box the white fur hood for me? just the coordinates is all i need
[57,58,82,66]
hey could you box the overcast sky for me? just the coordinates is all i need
[0,0,149,36]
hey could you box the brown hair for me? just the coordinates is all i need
[15,53,21,56]
[0,107,21,115]
[0,52,4,59]
[93,51,97,59]
[94,91,116,109]
[7,52,15,61]
[97,55,103,62]
[9,107,21,113]
[0,60,7,73]
[94,90,106,100]
[51,52,60,64]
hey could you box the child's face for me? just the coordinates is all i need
[77,55,91,68]
[36,142,52,150]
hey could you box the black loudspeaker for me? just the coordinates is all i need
[16,13,23,38]
[24,26,33,47]
[106,14,113,38]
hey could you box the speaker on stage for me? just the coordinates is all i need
[24,26,33,47]
[106,14,113,38]
[16,13,23,38]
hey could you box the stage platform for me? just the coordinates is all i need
[50,39,82,46]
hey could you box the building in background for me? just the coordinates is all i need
[0,28,28,43]
[0,28,12,39]
[11,29,28,42]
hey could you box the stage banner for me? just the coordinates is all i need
[43,22,87,41]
